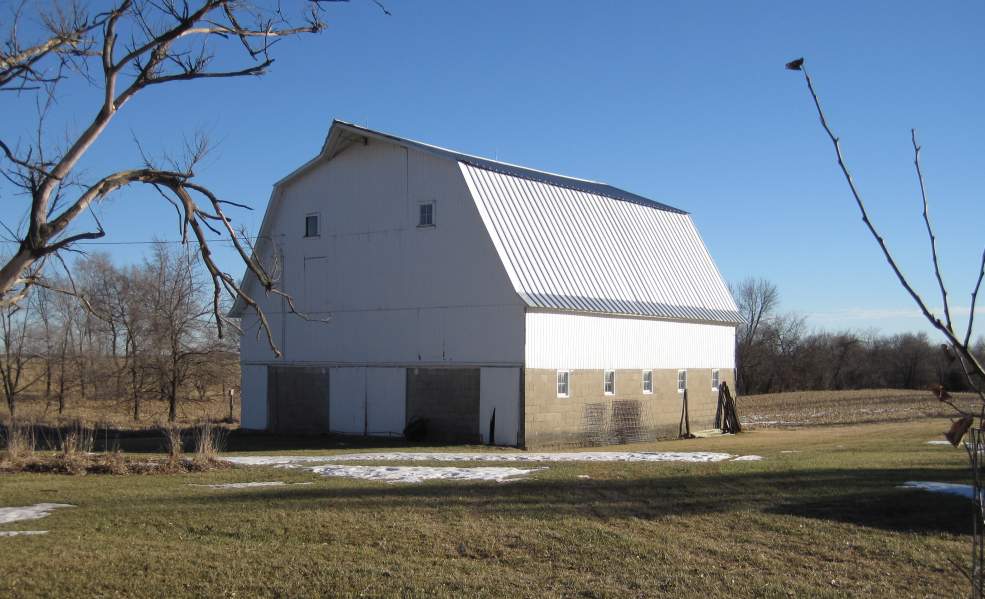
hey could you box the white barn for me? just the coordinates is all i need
[230,121,740,447]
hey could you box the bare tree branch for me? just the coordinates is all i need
[912,129,953,330]
[788,57,985,403]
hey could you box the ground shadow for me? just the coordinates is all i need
[157,466,972,536]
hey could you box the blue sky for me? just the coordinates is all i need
[1,0,983,339]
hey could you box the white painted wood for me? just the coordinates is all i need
[366,367,406,436]
[240,365,268,430]
[237,138,525,366]
[525,311,736,370]
[329,367,367,434]
[479,367,520,446]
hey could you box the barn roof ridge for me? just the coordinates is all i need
[325,120,687,214]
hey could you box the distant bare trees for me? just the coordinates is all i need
[0,0,351,356]
[0,247,236,423]
[732,278,982,395]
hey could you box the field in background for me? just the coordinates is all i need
[740,388,977,430]
[0,419,970,597]
[2,393,238,430]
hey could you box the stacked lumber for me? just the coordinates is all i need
[714,381,742,434]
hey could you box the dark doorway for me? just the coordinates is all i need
[406,368,480,443]
[267,366,330,434]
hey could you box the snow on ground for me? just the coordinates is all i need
[900,481,978,500]
[0,503,74,525]
[731,455,763,461]
[303,465,546,484]
[188,481,314,490]
[226,451,760,466]
[0,530,48,537]
[926,440,956,446]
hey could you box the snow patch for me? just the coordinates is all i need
[303,464,545,484]
[0,530,48,537]
[926,440,956,446]
[900,481,978,500]
[226,451,747,466]
[731,455,763,461]
[0,503,74,525]
[188,481,314,490]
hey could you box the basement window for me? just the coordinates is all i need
[418,201,435,227]
[304,213,320,238]
[604,370,615,395]
[556,370,570,398]
[677,369,687,394]
[642,370,653,394]
[712,369,720,391]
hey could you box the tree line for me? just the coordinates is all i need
[734,277,985,395]
[0,245,237,423]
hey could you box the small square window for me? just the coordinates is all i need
[677,369,687,393]
[642,370,653,394]
[418,202,435,227]
[304,214,319,238]
[604,370,615,395]
[556,370,569,397]
[712,369,720,391]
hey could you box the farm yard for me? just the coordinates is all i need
[0,390,975,598]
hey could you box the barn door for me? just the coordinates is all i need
[405,368,480,443]
[267,366,330,434]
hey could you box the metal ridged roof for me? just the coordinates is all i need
[461,163,741,325]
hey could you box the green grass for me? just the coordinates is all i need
[0,420,974,598]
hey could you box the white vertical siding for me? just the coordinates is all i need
[329,367,366,434]
[240,365,268,430]
[525,311,735,370]
[366,367,406,436]
[238,139,526,368]
[479,367,520,446]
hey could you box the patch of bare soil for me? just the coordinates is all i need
[739,388,979,428]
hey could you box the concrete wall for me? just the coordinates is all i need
[523,367,734,448]
[406,367,481,443]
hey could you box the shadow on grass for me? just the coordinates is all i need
[161,466,972,536]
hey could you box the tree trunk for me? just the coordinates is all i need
[0,247,36,301]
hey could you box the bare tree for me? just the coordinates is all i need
[143,243,213,422]
[732,277,780,393]
[787,56,985,592]
[0,0,355,355]
[0,302,42,420]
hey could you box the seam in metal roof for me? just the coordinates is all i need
[460,162,741,325]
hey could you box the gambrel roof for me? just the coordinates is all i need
[232,121,740,324]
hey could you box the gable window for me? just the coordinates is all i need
[712,369,720,391]
[556,370,570,398]
[418,201,435,227]
[604,370,615,395]
[677,369,687,394]
[304,213,320,238]
[642,370,653,394]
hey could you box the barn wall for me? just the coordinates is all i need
[238,139,527,429]
[522,310,735,447]
[238,138,525,367]
[240,365,268,430]
[523,367,735,448]
[479,367,521,446]
[524,310,735,370]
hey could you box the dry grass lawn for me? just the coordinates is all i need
[0,418,974,598]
